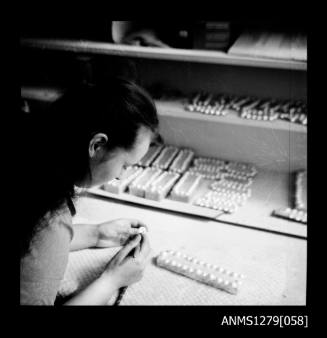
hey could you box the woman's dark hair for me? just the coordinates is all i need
[20,78,159,257]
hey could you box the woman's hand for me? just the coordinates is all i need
[64,233,151,305]
[96,219,148,248]
[101,232,152,288]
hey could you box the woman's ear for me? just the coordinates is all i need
[89,133,108,159]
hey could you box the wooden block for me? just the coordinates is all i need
[170,172,203,203]
[156,250,244,295]
[129,167,163,198]
[152,146,180,170]
[137,145,163,167]
[145,171,180,201]
[169,149,195,174]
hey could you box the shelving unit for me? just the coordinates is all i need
[20,86,307,134]
[20,38,307,71]
[21,33,307,238]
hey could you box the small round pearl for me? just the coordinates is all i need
[209,274,216,281]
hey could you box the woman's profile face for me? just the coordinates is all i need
[85,126,153,188]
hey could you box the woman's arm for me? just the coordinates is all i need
[63,273,118,305]
[70,223,99,251]
[64,233,151,305]
[70,219,148,251]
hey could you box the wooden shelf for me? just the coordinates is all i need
[86,169,307,239]
[21,38,307,71]
[156,100,307,134]
[20,87,307,134]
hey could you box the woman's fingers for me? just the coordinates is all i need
[115,235,141,264]
[134,232,152,261]
[133,242,141,257]
[128,227,143,237]
[129,220,148,231]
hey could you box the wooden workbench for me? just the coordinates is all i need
[60,195,306,305]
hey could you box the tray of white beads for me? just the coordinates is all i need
[272,207,307,224]
[188,157,226,180]
[156,250,244,295]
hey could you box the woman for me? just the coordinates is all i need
[20,78,160,305]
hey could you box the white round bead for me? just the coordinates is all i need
[209,274,216,281]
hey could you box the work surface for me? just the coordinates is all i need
[60,195,307,305]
